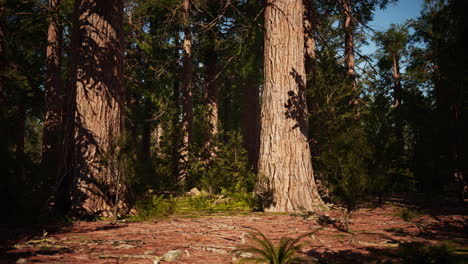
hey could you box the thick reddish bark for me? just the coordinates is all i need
[256,0,324,212]
[42,0,63,180]
[70,0,126,217]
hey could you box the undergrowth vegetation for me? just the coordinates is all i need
[234,229,314,264]
[395,207,421,222]
[130,190,258,221]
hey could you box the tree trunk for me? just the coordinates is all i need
[204,34,218,151]
[392,54,404,151]
[141,99,151,161]
[343,0,358,107]
[304,0,317,91]
[154,122,163,157]
[42,0,63,182]
[71,0,125,217]
[222,78,232,143]
[242,77,260,172]
[16,99,26,184]
[392,55,401,109]
[0,10,7,168]
[172,79,180,185]
[180,0,193,184]
[256,0,324,212]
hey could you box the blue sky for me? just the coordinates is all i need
[369,0,424,31]
[362,0,424,55]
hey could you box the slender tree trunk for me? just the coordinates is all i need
[392,54,404,152]
[180,0,193,184]
[43,0,81,218]
[304,0,317,91]
[70,0,125,217]
[0,10,7,167]
[141,99,151,161]
[392,55,401,109]
[154,122,163,157]
[343,0,358,107]
[172,79,180,185]
[16,99,26,183]
[42,0,63,183]
[242,77,260,172]
[126,92,138,143]
[222,78,232,143]
[256,0,324,212]
[204,33,218,156]
[0,10,11,214]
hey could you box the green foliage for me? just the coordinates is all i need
[191,131,256,194]
[320,127,371,211]
[395,207,420,222]
[133,194,178,221]
[132,191,254,221]
[363,92,416,200]
[398,242,467,264]
[187,191,255,213]
[234,229,313,264]
[308,38,373,210]
[374,24,409,60]
[232,192,263,212]
[188,194,214,211]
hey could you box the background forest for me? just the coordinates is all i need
[0,0,466,223]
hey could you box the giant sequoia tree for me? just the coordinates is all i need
[69,0,126,217]
[256,0,323,212]
[42,0,63,181]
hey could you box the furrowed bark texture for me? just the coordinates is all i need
[42,0,63,180]
[257,0,324,212]
[71,0,125,217]
[180,0,193,184]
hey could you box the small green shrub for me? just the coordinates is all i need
[191,131,256,194]
[133,194,178,220]
[396,207,419,222]
[188,194,215,211]
[231,192,263,211]
[234,229,314,264]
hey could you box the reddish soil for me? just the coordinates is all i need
[1,202,467,264]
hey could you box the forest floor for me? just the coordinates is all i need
[1,197,467,264]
